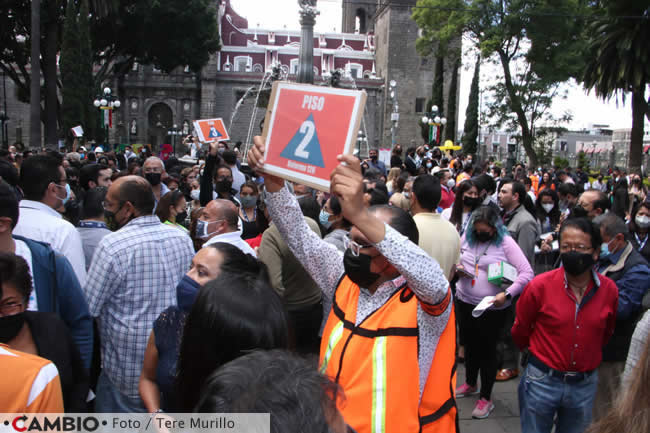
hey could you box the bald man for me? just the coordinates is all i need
[84,175,194,412]
[197,199,256,257]
[143,156,169,203]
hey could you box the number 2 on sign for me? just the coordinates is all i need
[295,120,315,159]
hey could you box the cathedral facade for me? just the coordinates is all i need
[4,0,460,155]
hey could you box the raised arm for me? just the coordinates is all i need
[249,137,344,300]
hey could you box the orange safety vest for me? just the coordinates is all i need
[319,276,458,433]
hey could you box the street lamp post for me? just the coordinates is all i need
[93,87,121,150]
[507,136,517,175]
[421,105,447,146]
[389,80,398,147]
[167,124,182,156]
[356,129,367,158]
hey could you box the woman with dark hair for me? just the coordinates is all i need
[0,252,89,411]
[454,206,534,419]
[320,195,352,253]
[175,268,288,412]
[534,188,562,274]
[139,243,276,413]
[628,201,650,263]
[155,190,188,232]
[536,171,555,194]
[442,180,481,236]
[238,181,260,240]
[535,189,561,234]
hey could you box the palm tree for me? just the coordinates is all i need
[582,2,650,174]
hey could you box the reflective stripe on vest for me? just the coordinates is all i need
[372,336,387,433]
[320,321,345,374]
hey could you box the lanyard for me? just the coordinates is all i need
[241,208,256,223]
[635,232,648,251]
[459,212,472,236]
[79,220,108,229]
[472,243,492,287]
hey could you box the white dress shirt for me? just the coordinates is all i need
[203,230,257,257]
[14,200,87,286]
[231,164,246,196]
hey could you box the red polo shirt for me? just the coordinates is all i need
[512,267,618,372]
[439,186,455,210]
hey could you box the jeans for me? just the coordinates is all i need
[95,372,146,413]
[518,362,598,433]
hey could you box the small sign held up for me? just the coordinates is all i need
[193,118,230,143]
[71,125,84,137]
[260,82,367,192]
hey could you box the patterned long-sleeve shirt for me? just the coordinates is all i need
[267,187,451,394]
[84,215,194,400]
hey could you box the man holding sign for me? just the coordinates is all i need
[248,136,458,433]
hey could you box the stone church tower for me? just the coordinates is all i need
[343,0,461,148]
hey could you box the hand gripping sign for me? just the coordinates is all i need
[261,82,367,191]
[193,118,230,143]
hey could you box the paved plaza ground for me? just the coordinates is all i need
[456,363,522,433]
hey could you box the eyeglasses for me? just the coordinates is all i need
[343,235,373,257]
[559,244,593,253]
[0,302,23,317]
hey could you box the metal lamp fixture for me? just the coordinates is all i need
[421,105,447,146]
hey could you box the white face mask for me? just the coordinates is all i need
[190,189,201,201]
[542,203,555,214]
[635,215,650,229]
[447,179,456,189]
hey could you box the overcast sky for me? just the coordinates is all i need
[232,0,636,131]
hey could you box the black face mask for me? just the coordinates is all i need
[176,211,188,223]
[463,196,482,209]
[572,205,588,219]
[343,249,382,288]
[104,205,130,232]
[0,312,25,343]
[475,231,493,243]
[145,172,162,186]
[215,179,232,193]
[561,251,595,276]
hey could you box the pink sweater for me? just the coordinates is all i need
[456,235,534,308]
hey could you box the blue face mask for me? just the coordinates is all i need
[55,183,71,205]
[176,275,201,312]
[319,209,332,229]
[601,240,614,258]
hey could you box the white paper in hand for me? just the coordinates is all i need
[472,295,496,317]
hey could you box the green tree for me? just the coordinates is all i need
[462,56,480,156]
[553,156,569,169]
[413,0,588,167]
[444,58,460,143]
[577,150,589,172]
[582,1,650,174]
[78,0,97,143]
[60,0,82,142]
[0,0,221,143]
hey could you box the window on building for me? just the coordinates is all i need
[234,56,252,72]
[348,63,363,79]
[415,98,425,113]
[290,59,299,75]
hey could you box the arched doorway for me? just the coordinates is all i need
[147,102,173,150]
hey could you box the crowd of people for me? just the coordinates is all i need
[0,138,649,433]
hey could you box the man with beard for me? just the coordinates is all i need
[84,176,194,412]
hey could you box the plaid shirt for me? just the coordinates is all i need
[84,215,194,400]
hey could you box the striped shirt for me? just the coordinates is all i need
[0,344,64,413]
[84,215,194,400]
